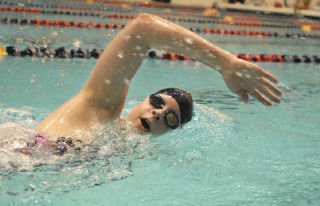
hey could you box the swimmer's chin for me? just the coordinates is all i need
[124,121,143,134]
[120,117,154,135]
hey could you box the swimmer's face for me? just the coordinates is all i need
[126,94,181,134]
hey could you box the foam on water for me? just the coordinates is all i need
[0,107,154,203]
[0,103,230,204]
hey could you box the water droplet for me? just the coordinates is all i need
[124,78,130,85]
[30,74,36,84]
[245,74,251,79]
[121,34,131,41]
[207,53,216,58]
[139,53,145,57]
[73,40,81,47]
[27,184,36,191]
[185,37,193,44]
[235,72,243,77]
[60,70,65,77]
[117,51,124,59]
[16,38,23,44]
[105,79,111,84]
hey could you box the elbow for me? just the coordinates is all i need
[124,13,152,32]
[135,13,154,21]
[126,13,154,36]
[125,13,162,47]
[133,13,156,28]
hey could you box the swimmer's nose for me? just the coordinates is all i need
[151,110,161,121]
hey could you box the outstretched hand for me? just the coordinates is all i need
[221,58,282,105]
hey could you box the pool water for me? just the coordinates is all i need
[1,2,320,206]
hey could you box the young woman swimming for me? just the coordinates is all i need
[32,13,281,150]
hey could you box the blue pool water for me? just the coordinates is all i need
[1,2,320,206]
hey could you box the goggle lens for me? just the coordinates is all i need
[149,94,165,109]
[165,112,179,129]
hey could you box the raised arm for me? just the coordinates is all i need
[37,13,282,137]
[83,13,281,111]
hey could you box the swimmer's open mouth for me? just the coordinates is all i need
[140,118,150,131]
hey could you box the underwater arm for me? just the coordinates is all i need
[84,13,281,110]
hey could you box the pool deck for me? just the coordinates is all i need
[211,3,320,18]
[61,0,320,19]
[168,1,320,19]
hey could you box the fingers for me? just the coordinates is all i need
[263,71,278,83]
[262,77,282,96]
[231,63,282,106]
[234,79,282,105]
[251,75,282,106]
[236,89,249,102]
[260,87,281,103]
[250,89,272,106]
[255,65,278,83]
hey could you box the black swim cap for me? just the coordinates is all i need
[155,88,194,125]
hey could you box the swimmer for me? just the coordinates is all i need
[33,13,281,149]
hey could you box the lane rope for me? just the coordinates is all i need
[1,17,319,40]
[0,45,8,55]
[2,45,319,63]
[1,5,320,30]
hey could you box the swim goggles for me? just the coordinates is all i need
[149,93,180,130]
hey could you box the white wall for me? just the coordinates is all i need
[170,0,320,8]
[170,0,215,8]
[78,0,320,9]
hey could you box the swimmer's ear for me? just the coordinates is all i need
[236,89,249,103]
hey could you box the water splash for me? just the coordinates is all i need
[0,107,152,204]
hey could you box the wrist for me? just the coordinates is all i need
[215,52,238,74]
